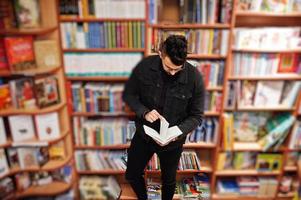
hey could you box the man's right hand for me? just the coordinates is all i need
[144,109,162,123]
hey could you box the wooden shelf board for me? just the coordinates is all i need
[120,183,137,200]
[235,106,295,112]
[150,23,230,29]
[75,144,130,150]
[228,75,301,81]
[215,170,280,176]
[206,86,223,91]
[147,168,212,173]
[232,48,301,53]
[187,54,227,59]
[72,111,135,117]
[15,181,72,198]
[212,194,274,200]
[0,67,60,77]
[63,48,145,53]
[277,192,295,198]
[235,11,301,17]
[0,139,12,148]
[0,26,57,36]
[204,111,220,116]
[0,102,65,116]
[42,154,73,171]
[78,170,125,175]
[183,142,216,148]
[284,166,297,171]
[12,129,69,147]
[60,17,146,22]
[67,76,129,82]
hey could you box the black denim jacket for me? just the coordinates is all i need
[122,55,205,148]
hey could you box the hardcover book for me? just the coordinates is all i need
[4,36,36,71]
[0,117,7,145]
[35,112,60,141]
[34,76,60,108]
[0,149,9,177]
[33,40,61,68]
[0,84,12,110]
[13,0,40,28]
[8,115,35,142]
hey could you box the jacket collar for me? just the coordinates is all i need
[150,55,188,84]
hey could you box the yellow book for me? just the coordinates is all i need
[128,21,133,48]
[208,30,214,54]
[80,87,86,112]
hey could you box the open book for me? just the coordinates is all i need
[143,117,183,146]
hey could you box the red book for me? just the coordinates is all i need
[0,39,8,70]
[278,53,298,73]
[4,36,36,71]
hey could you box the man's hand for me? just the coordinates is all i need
[144,109,162,123]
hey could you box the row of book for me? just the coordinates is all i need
[289,120,301,149]
[232,53,301,76]
[225,80,301,109]
[0,37,60,71]
[186,118,219,144]
[150,29,229,56]
[71,83,124,113]
[0,112,61,143]
[147,150,202,171]
[0,76,60,110]
[148,0,232,24]
[73,117,136,146]
[64,52,142,77]
[217,152,282,171]
[204,91,222,112]
[61,21,145,49]
[147,174,210,199]
[59,0,145,19]
[237,0,301,13]
[216,177,278,197]
[0,144,67,177]
[75,150,127,171]
[188,60,225,87]
[79,176,121,200]
[234,27,301,50]
[223,113,296,151]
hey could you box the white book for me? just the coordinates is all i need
[0,118,7,145]
[35,112,60,141]
[9,115,35,142]
[143,117,182,146]
[0,149,9,177]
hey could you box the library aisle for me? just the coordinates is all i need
[0,0,300,199]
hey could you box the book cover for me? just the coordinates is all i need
[278,53,298,73]
[35,112,60,141]
[234,112,259,142]
[143,117,182,146]
[49,141,66,160]
[0,117,7,145]
[256,153,282,171]
[260,0,288,12]
[15,172,31,191]
[13,0,40,28]
[33,40,61,68]
[253,81,284,107]
[17,147,38,169]
[7,148,19,169]
[8,115,35,142]
[9,77,36,109]
[4,36,36,71]
[34,76,60,108]
[238,80,257,108]
[0,84,12,110]
[0,149,9,177]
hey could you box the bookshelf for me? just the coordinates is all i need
[0,0,74,198]
[213,0,301,199]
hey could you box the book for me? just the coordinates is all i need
[7,148,19,169]
[0,117,7,145]
[35,112,60,141]
[279,81,301,107]
[9,77,36,109]
[34,76,60,108]
[278,53,298,73]
[33,40,61,68]
[143,117,183,146]
[0,38,8,70]
[15,172,31,191]
[4,36,36,71]
[0,84,12,110]
[13,0,40,28]
[0,149,9,177]
[256,153,282,171]
[8,115,35,142]
[17,147,38,169]
[253,81,284,107]
[238,80,257,108]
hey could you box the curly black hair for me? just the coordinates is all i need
[159,35,187,66]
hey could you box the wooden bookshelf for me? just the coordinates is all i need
[149,23,231,29]
[66,76,129,82]
[75,144,130,150]
[119,183,137,200]
[228,75,301,81]
[60,17,146,22]
[215,170,281,176]
[212,194,274,200]
[78,170,126,175]
[71,111,135,117]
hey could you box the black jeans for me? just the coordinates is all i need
[125,134,183,200]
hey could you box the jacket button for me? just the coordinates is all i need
[156,83,160,87]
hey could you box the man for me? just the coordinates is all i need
[122,35,205,200]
